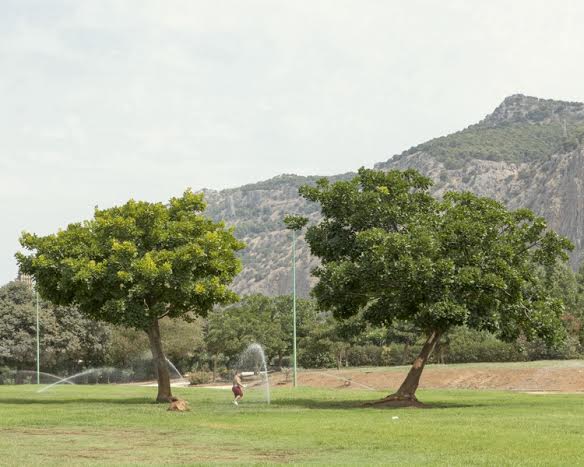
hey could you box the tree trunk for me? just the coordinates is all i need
[402,342,410,365]
[147,319,173,403]
[376,330,441,407]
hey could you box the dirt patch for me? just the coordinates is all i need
[270,363,584,393]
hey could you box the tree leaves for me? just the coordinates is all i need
[301,168,574,346]
[16,189,245,330]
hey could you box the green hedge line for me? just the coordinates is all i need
[298,327,583,368]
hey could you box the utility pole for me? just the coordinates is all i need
[36,288,40,385]
[283,215,308,388]
[292,228,297,387]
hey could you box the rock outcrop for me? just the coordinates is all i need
[204,95,584,296]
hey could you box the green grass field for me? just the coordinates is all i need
[1,384,583,465]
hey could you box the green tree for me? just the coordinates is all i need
[0,281,110,375]
[300,168,573,405]
[206,294,318,367]
[159,317,206,373]
[0,282,47,371]
[531,261,583,357]
[297,312,359,369]
[206,295,281,366]
[273,296,320,366]
[16,190,244,402]
[105,326,149,370]
[297,317,338,368]
[576,265,584,345]
[105,317,206,377]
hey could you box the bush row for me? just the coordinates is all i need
[297,328,584,368]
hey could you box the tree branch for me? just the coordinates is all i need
[516,240,541,256]
[157,303,172,320]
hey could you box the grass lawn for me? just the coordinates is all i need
[1,384,583,465]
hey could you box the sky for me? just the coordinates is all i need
[1,0,584,284]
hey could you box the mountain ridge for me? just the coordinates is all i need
[203,95,584,296]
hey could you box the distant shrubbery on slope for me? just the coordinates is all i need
[386,95,584,169]
[393,122,584,169]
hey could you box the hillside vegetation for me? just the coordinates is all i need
[386,95,584,169]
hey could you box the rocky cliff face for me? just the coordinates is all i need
[204,95,584,296]
[479,94,584,127]
[203,175,334,297]
[385,147,584,269]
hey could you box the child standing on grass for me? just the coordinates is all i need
[232,370,245,405]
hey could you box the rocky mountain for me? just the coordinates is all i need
[204,95,584,296]
[202,174,352,297]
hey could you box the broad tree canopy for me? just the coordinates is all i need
[300,168,573,404]
[16,189,244,401]
[0,282,109,375]
[206,294,318,367]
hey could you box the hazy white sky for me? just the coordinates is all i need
[1,0,584,283]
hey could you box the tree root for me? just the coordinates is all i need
[155,395,175,403]
[364,393,427,408]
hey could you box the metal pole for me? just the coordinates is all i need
[292,229,297,388]
[36,289,40,385]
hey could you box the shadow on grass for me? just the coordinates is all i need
[272,398,483,410]
[0,397,155,405]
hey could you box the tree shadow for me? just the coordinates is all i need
[0,397,155,405]
[272,397,482,410]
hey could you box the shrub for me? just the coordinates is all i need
[298,347,336,368]
[386,343,423,366]
[347,345,384,366]
[188,371,213,385]
[444,327,525,363]
[525,336,583,360]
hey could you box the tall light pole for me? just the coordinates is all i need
[292,228,297,387]
[284,215,308,388]
[36,288,40,385]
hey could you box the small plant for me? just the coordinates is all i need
[187,371,213,385]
